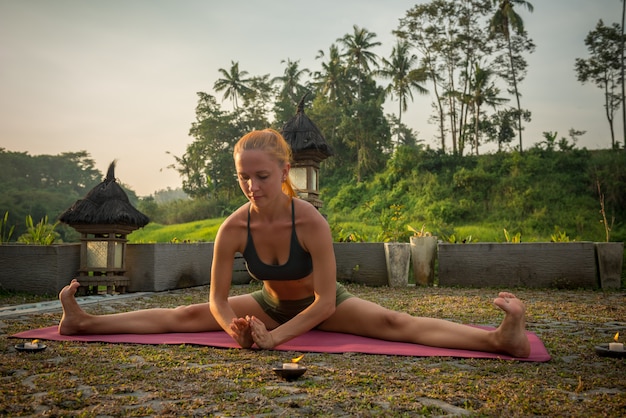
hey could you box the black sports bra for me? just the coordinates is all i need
[243,200,313,281]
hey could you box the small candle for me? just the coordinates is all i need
[609,332,623,351]
[24,342,38,349]
[282,363,300,369]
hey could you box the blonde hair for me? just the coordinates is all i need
[233,128,297,198]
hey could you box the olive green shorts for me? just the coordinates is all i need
[250,282,354,324]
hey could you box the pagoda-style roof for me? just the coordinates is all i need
[281,95,333,158]
[58,161,149,228]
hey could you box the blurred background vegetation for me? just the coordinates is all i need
[1,145,624,245]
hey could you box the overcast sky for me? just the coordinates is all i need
[1,0,622,196]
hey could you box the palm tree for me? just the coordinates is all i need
[489,0,533,152]
[213,61,253,111]
[620,0,626,148]
[337,25,381,100]
[469,63,508,155]
[272,59,310,105]
[313,44,347,103]
[378,39,428,147]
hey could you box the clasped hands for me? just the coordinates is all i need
[230,315,275,349]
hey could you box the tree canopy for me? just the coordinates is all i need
[3,0,625,244]
[575,19,625,149]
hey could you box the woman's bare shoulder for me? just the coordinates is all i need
[293,198,331,240]
[216,204,249,237]
[293,198,326,223]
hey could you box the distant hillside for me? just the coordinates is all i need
[128,148,625,245]
[321,147,626,243]
[152,188,189,204]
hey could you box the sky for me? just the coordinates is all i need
[1,0,623,196]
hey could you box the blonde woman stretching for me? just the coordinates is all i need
[59,128,530,358]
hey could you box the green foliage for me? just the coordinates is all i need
[441,233,474,244]
[17,215,60,245]
[551,228,571,243]
[176,92,242,199]
[591,150,626,241]
[1,211,15,244]
[330,225,369,243]
[503,228,522,243]
[137,195,245,225]
[326,215,378,242]
[0,149,103,241]
[376,204,410,242]
[407,224,431,237]
[128,218,225,243]
[3,145,625,246]
[324,147,625,243]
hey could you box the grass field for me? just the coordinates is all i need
[127,217,556,244]
[2,284,625,416]
[128,218,225,243]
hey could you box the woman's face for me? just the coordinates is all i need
[235,149,288,206]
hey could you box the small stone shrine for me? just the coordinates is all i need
[281,94,333,209]
[58,161,149,294]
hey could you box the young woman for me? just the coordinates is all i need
[59,128,530,358]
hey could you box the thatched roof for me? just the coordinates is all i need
[58,161,149,228]
[281,94,333,157]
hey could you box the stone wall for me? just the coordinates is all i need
[125,243,253,292]
[0,244,80,295]
[438,242,623,289]
[333,242,388,287]
[0,241,622,295]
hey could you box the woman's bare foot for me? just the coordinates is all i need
[58,279,90,335]
[492,292,531,358]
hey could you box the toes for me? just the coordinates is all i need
[493,297,510,310]
[494,296,526,318]
[498,291,517,299]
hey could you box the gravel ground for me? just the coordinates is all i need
[1,283,625,417]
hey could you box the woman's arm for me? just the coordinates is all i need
[209,212,254,348]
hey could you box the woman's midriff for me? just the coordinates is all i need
[263,276,315,301]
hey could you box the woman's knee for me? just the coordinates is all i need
[173,303,211,322]
[380,310,413,330]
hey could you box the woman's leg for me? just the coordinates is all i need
[58,279,278,335]
[317,291,530,358]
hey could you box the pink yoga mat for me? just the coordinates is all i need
[12,326,551,362]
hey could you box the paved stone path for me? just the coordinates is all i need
[0,291,152,318]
